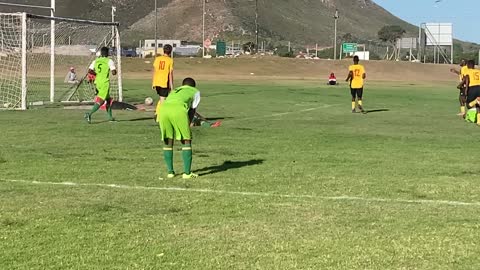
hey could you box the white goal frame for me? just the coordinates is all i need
[0,12,123,110]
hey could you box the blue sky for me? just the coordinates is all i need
[373,0,480,43]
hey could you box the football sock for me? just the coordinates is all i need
[182,144,193,174]
[106,104,113,120]
[358,100,363,107]
[163,147,174,173]
[461,106,466,114]
[477,114,480,125]
[468,100,477,108]
[351,101,356,110]
[90,103,101,115]
[156,101,163,116]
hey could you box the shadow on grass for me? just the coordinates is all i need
[122,117,155,122]
[364,109,390,114]
[205,117,233,121]
[196,159,265,176]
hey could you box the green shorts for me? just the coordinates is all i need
[96,83,110,100]
[159,104,191,141]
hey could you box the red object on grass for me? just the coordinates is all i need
[211,121,222,128]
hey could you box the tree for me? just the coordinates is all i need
[274,45,293,57]
[378,25,406,60]
[341,33,357,43]
[377,25,406,44]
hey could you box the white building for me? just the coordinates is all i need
[143,39,181,50]
[140,39,182,58]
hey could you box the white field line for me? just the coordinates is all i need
[230,104,336,122]
[2,179,480,207]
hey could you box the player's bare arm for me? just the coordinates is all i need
[458,76,467,90]
[195,112,206,121]
[346,71,353,82]
[450,68,460,75]
[464,76,470,95]
[188,108,196,124]
[169,70,174,90]
[362,73,366,79]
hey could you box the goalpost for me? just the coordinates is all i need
[0,12,123,110]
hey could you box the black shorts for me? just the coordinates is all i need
[351,88,363,99]
[467,86,480,107]
[155,87,170,98]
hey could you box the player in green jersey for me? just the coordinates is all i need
[84,47,117,123]
[159,77,201,179]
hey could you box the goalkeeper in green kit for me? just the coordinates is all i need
[159,77,201,179]
[84,47,117,123]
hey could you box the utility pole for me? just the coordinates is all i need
[333,9,339,60]
[154,0,158,56]
[202,0,206,58]
[255,0,259,53]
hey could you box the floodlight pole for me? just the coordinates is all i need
[333,9,339,60]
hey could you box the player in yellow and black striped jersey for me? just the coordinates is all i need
[450,59,468,116]
[459,60,480,125]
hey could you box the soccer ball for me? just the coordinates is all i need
[144,97,154,106]
[3,102,11,108]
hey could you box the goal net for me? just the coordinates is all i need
[0,12,123,110]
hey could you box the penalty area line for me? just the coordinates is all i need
[2,179,480,207]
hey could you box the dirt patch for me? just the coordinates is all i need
[122,57,458,84]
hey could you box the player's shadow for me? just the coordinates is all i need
[196,159,265,176]
[205,117,233,121]
[364,109,389,114]
[124,117,155,122]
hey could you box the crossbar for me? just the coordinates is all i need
[27,13,120,26]
[0,2,53,10]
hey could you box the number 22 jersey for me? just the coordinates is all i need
[348,64,365,89]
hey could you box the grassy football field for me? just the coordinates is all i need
[1,78,480,269]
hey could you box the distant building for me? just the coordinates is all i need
[140,39,181,58]
[139,39,204,58]
[143,39,181,50]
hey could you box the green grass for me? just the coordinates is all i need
[1,80,480,269]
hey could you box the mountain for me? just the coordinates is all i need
[122,0,420,47]
[1,0,417,46]
[2,0,478,57]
